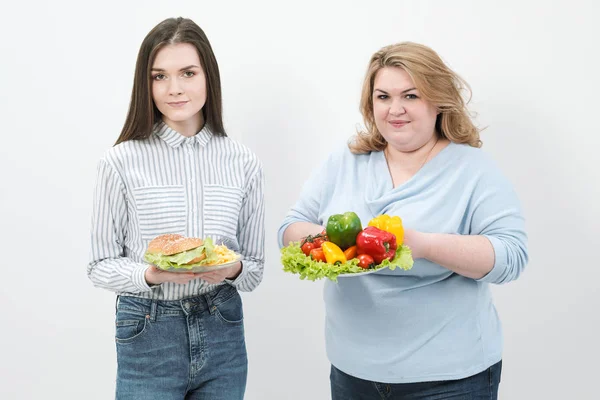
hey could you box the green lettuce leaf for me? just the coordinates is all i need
[144,237,218,269]
[281,242,414,282]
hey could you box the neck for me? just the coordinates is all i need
[383,136,444,188]
[385,136,440,168]
[163,112,205,137]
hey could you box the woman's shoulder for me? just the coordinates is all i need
[97,142,128,170]
[446,142,499,169]
[444,142,511,185]
[210,135,262,170]
[98,137,157,169]
[211,135,255,153]
[327,140,374,165]
[302,141,374,181]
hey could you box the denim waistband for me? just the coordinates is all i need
[116,284,238,321]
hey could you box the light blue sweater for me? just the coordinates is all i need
[278,142,528,383]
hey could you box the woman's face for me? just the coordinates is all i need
[151,43,207,132]
[372,67,439,152]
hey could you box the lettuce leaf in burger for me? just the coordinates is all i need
[144,234,218,270]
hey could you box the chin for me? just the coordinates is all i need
[386,138,425,153]
[164,112,196,123]
[383,131,412,144]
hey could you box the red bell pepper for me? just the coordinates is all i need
[355,226,397,264]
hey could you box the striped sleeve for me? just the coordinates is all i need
[87,158,152,293]
[226,163,265,292]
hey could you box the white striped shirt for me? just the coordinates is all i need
[88,122,265,300]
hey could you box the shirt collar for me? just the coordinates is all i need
[154,121,213,148]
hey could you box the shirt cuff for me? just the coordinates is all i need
[476,235,507,284]
[132,264,154,292]
[225,261,246,287]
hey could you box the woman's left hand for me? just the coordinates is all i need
[196,261,242,284]
[402,228,430,260]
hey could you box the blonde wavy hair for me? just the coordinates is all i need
[349,42,481,154]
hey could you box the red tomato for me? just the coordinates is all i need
[356,254,375,269]
[310,248,327,262]
[312,237,326,248]
[301,241,316,256]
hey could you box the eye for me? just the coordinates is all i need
[376,94,389,100]
[152,74,166,81]
[405,93,418,100]
[183,71,195,78]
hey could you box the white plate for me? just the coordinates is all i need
[336,265,388,278]
[156,254,242,273]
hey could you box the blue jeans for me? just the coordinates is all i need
[330,361,502,400]
[114,285,247,399]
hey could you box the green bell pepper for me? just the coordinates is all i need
[325,212,363,250]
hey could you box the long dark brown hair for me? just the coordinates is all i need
[115,17,226,145]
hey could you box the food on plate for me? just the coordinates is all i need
[356,254,375,269]
[356,226,398,264]
[144,234,237,270]
[368,214,405,245]
[343,245,357,260]
[281,212,413,281]
[321,241,347,264]
[325,212,363,250]
[211,243,239,265]
[300,230,328,256]
[309,247,326,262]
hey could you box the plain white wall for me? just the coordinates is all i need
[1,1,598,399]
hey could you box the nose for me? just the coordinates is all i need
[168,78,183,96]
[389,99,406,116]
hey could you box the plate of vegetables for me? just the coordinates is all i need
[281,212,414,282]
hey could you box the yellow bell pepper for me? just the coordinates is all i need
[321,242,347,265]
[368,214,404,245]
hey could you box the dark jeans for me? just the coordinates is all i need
[331,361,502,400]
[114,285,247,399]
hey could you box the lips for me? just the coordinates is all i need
[389,120,410,128]
[167,101,189,107]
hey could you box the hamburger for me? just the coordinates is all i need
[144,234,218,270]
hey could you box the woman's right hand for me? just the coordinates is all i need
[144,265,202,285]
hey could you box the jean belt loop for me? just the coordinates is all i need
[150,299,158,322]
[204,292,216,315]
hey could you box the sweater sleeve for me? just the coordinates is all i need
[468,157,529,284]
[277,154,335,248]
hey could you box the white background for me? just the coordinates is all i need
[1,1,598,399]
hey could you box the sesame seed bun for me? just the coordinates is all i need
[147,234,205,256]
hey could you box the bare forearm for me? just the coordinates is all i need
[407,230,495,280]
[282,222,324,246]
[426,233,494,279]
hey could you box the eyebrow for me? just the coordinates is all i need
[151,65,201,72]
[374,87,417,94]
